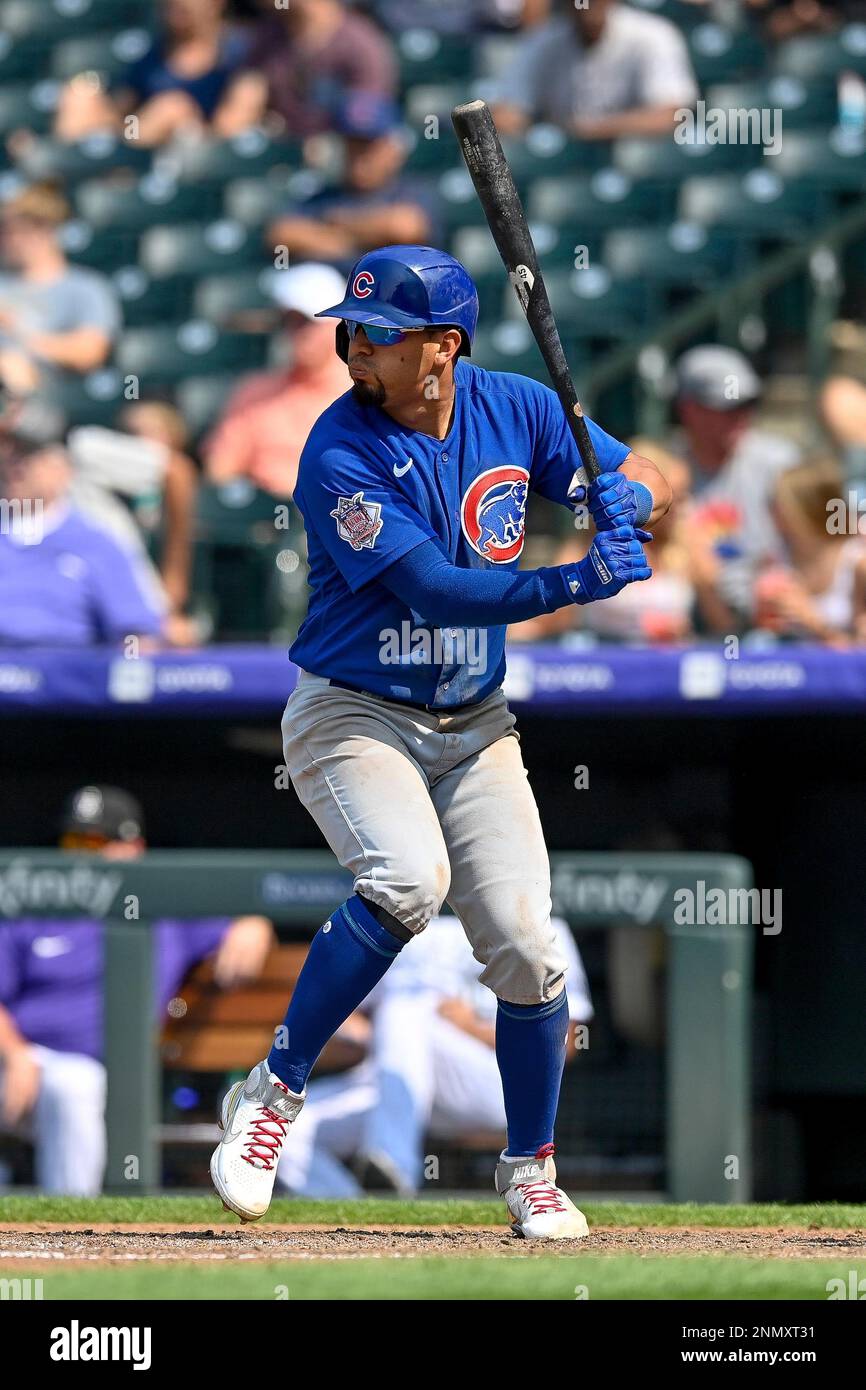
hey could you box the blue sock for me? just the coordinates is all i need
[267,895,403,1094]
[495,991,569,1157]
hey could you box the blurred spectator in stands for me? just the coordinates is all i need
[0,785,274,1194]
[673,345,802,628]
[510,443,728,642]
[745,0,844,41]
[276,915,590,1197]
[54,0,254,149]
[820,353,866,515]
[203,262,347,498]
[0,414,166,647]
[266,96,436,270]
[371,0,550,35]
[490,0,698,140]
[66,402,199,644]
[0,185,119,395]
[753,457,866,643]
[221,0,397,140]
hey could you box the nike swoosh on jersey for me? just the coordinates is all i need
[393,459,414,477]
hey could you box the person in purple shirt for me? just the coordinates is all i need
[0,426,166,647]
[0,786,274,1194]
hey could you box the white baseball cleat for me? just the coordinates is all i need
[495,1144,589,1240]
[210,1060,305,1222]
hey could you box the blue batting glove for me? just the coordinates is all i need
[560,525,653,605]
[588,470,653,532]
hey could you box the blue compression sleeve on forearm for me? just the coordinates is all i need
[630,480,653,525]
[378,540,572,626]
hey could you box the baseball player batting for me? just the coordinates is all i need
[211,244,672,1239]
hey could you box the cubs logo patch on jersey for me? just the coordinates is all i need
[461,466,530,563]
[330,491,383,551]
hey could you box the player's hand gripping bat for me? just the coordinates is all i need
[451,99,600,486]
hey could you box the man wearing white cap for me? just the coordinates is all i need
[673,344,803,624]
[203,263,349,498]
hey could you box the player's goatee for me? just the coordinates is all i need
[351,379,387,408]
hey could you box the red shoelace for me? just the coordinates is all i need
[241,1106,291,1170]
[514,1179,568,1214]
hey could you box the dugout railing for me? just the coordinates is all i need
[0,849,754,1203]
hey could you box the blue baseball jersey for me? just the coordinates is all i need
[290,358,629,707]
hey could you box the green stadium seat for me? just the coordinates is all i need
[224,176,288,229]
[678,170,830,238]
[474,34,518,82]
[504,266,656,341]
[472,321,588,385]
[61,219,139,271]
[626,0,713,31]
[175,374,236,439]
[51,28,152,82]
[112,266,195,327]
[769,130,866,189]
[138,220,262,279]
[116,322,269,386]
[501,128,608,187]
[603,224,751,286]
[687,23,767,84]
[77,173,221,229]
[0,81,58,137]
[192,482,294,641]
[402,130,462,176]
[614,133,760,183]
[705,77,837,132]
[436,166,488,237]
[0,34,54,83]
[396,29,474,88]
[528,169,675,232]
[0,0,155,41]
[171,132,302,186]
[40,369,128,428]
[772,26,866,81]
[405,83,468,128]
[192,270,277,326]
[15,133,152,182]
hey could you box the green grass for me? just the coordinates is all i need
[11,1257,863,1301]
[1,1195,864,1228]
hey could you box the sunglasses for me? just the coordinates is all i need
[343,320,426,347]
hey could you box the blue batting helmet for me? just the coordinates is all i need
[317,245,479,362]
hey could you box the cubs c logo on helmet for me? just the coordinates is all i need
[352,271,375,298]
[461,466,530,563]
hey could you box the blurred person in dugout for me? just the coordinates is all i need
[0,786,274,1195]
[0,184,119,396]
[0,403,168,647]
[490,0,698,141]
[52,0,255,149]
[265,95,437,271]
[752,457,866,643]
[509,444,729,643]
[218,0,398,141]
[671,345,804,633]
[276,916,591,1197]
[203,262,348,498]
